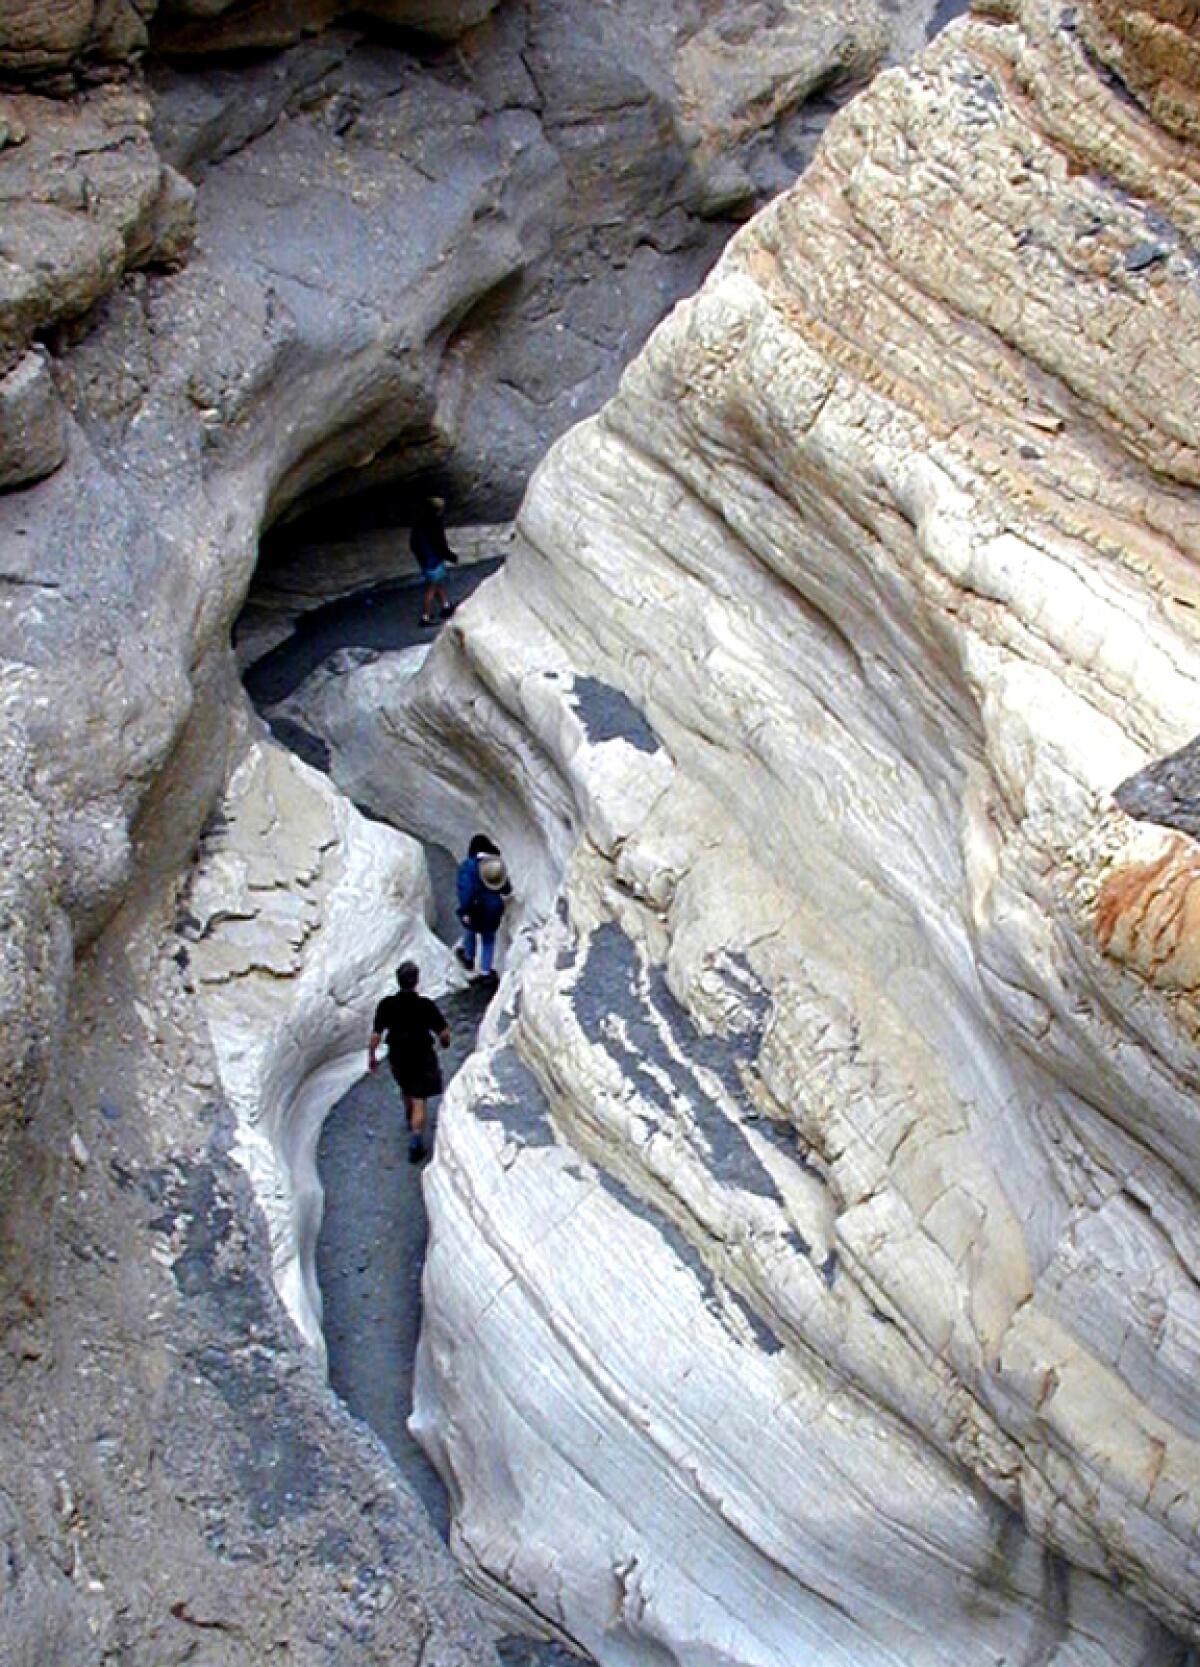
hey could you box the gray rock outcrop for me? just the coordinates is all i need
[0,350,67,488]
[2,0,962,1660]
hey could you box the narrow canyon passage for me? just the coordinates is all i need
[10,2,1200,1660]
[237,529,585,1663]
[315,980,493,1537]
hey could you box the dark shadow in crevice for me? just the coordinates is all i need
[240,557,504,708]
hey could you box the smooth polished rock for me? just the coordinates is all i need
[5,0,1174,1661]
[186,732,459,1356]
[1117,735,1200,843]
[386,2,1200,1660]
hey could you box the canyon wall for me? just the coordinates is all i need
[339,0,1200,1660]
[0,1,964,1660]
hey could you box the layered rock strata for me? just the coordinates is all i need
[2,0,957,1656]
[329,1,1200,1659]
[7,0,1188,1660]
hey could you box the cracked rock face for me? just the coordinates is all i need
[338,1,1200,1660]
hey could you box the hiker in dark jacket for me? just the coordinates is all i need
[410,495,458,628]
[368,961,450,1163]
[454,834,511,985]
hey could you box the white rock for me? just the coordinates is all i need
[188,734,456,1358]
[393,13,1200,1660]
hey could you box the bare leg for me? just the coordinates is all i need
[403,1092,428,1161]
[422,580,437,620]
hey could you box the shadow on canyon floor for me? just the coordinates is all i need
[241,557,504,709]
[240,551,586,1664]
[315,980,494,1539]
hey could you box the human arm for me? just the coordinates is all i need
[368,1032,382,1073]
[429,1001,451,1050]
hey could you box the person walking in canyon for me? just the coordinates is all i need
[410,495,459,627]
[455,833,511,987]
[367,961,451,1163]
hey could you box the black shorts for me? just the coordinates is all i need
[389,1054,443,1100]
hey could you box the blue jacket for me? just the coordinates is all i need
[457,855,507,931]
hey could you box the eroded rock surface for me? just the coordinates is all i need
[185,733,460,1355]
[9,0,1189,1661]
[153,0,952,527]
[336,1,1200,1659]
[3,0,947,1651]
[0,84,194,376]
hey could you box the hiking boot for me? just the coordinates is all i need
[418,614,437,628]
[440,602,457,619]
[453,944,473,970]
[474,968,500,989]
[408,1134,428,1165]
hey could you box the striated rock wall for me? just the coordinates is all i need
[185,733,459,1356]
[371,1,1200,1659]
[2,0,961,1656]
[0,0,941,1194]
[13,0,1197,1659]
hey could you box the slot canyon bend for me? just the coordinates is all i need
[2,1,1200,1663]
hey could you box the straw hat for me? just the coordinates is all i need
[479,855,508,891]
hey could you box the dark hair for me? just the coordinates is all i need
[395,961,420,990]
[468,833,501,858]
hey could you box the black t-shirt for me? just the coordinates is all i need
[373,992,447,1068]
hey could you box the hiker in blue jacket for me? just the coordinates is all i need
[455,834,511,986]
[410,495,458,628]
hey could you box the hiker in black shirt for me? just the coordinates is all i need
[368,961,450,1164]
[410,495,458,628]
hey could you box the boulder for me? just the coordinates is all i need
[0,1,102,77]
[0,87,194,374]
[0,350,67,488]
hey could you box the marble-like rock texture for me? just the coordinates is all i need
[185,733,457,1356]
[1,0,1152,1661]
[0,6,944,1654]
[375,1,1200,1660]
